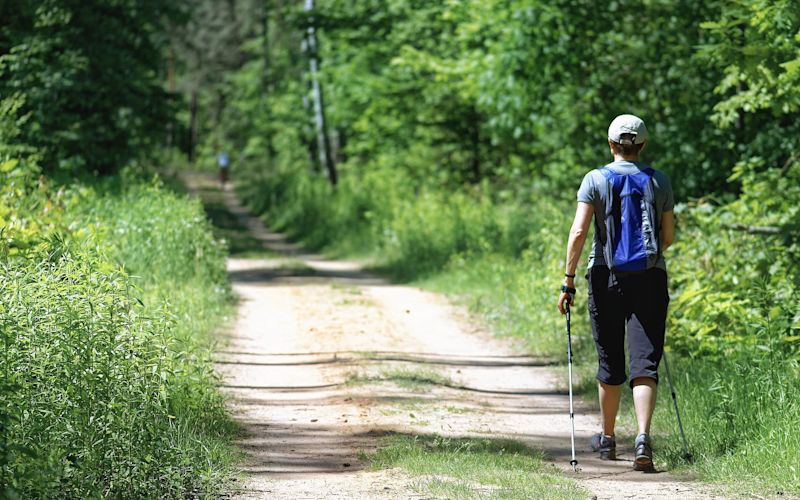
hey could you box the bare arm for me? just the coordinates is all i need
[660,210,675,251]
[558,202,594,314]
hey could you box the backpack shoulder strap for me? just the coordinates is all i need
[640,167,657,200]
[596,167,618,248]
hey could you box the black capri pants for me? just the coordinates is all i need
[587,266,669,387]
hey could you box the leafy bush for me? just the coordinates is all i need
[1,166,234,497]
[668,160,800,358]
[0,1,177,174]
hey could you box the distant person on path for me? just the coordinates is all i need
[218,151,230,188]
[557,114,675,471]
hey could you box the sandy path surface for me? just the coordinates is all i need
[183,174,721,499]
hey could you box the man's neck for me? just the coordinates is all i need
[613,154,640,162]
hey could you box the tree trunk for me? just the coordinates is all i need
[304,0,337,186]
[301,36,321,173]
[166,48,174,149]
[262,0,275,159]
[470,108,481,183]
[188,90,198,163]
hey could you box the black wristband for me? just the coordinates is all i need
[564,273,576,279]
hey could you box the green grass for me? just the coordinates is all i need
[633,355,799,496]
[378,397,428,416]
[1,178,237,497]
[347,366,452,390]
[365,434,587,499]
[379,367,452,389]
[446,405,473,414]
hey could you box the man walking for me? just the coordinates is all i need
[557,114,675,471]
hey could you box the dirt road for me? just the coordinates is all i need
[185,174,718,499]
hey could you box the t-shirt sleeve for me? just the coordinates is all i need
[659,172,675,212]
[577,171,595,204]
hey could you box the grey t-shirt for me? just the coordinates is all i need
[577,160,674,271]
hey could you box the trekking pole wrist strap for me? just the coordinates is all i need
[561,285,576,294]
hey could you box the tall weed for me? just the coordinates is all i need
[1,172,234,497]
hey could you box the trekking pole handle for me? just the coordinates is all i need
[561,285,576,310]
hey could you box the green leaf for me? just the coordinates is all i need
[0,159,19,172]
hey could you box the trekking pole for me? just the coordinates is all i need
[662,351,693,462]
[565,301,579,472]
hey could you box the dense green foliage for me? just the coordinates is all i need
[0,159,235,497]
[1,1,242,496]
[186,0,800,494]
[207,0,799,197]
[0,1,178,174]
[1,49,235,494]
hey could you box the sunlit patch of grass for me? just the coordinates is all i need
[379,367,451,389]
[367,434,587,499]
[379,397,429,416]
[446,405,473,414]
[345,366,451,390]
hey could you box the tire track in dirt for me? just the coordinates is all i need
[183,173,721,499]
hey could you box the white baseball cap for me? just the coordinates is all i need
[608,114,647,145]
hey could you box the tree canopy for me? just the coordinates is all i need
[0,0,180,174]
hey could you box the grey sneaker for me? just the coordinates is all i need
[634,433,654,471]
[589,433,616,460]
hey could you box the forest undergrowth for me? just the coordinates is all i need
[1,163,237,497]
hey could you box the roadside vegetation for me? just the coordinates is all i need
[1,3,238,497]
[366,434,587,499]
[0,161,237,497]
[186,0,799,496]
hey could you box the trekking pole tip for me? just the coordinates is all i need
[570,459,579,472]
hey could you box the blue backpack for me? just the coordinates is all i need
[599,166,660,273]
